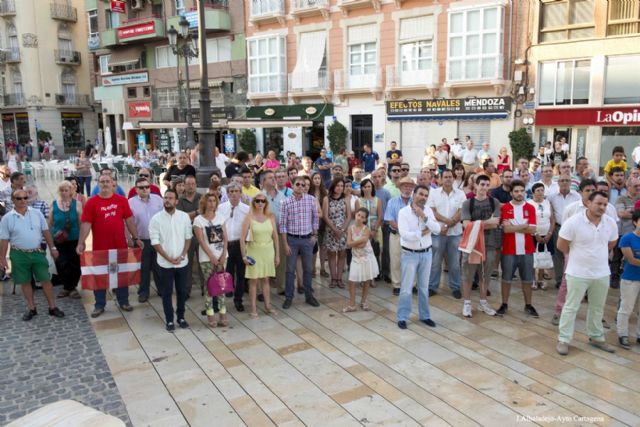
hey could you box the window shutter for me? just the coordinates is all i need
[399,16,434,40]
[348,24,376,44]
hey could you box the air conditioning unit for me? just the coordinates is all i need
[131,0,144,10]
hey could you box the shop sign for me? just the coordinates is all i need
[61,113,82,119]
[15,113,29,119]
[117,21,156,40]
[110,0,126,13]
[224,133,236,154]
[264,108,276,117]
[386,97,511,116]
[128,101,151,118]
[2,113,14,121]
[536,107,640,126]
[102,72,148,86]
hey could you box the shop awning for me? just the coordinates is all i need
[109,47,143,66]
[229,120,313,128]
[188,79,225,89]
[387,112,509,121]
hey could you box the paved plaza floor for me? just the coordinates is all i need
[1,175,640,426]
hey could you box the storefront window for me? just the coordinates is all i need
[2,114,16,145]
[15,113,30,145]
[600,126,640,173]
[264,128,283,156]
[61,113,84,154]
[605,55,640,104]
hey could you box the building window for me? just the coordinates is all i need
[58,25,73,55]
[12,70,22,99]
[608,0,640,36]
[155,45,177,68]
[105,10,120,30]
[99,55,111,75]
[250,0,284,17]
[347,24,378,88]
[143,86,151,97]
[61,70,76,100]
[605,55,640,104]
[156,87,179,108]
[247,35,286,94]
[206,37,231,63]
[87,10,98,37]
[291,31,327,90]
[539,0,595,43]
[175,0,186,16]
[447,6,503,81]
[538,59,590,106]
[127,87,137,98]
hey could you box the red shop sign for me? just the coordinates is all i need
[536,107,640,126]
[110,0,126,13]
[128,101,151,118]
[117,21,156,40]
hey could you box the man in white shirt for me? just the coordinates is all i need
[513,158,534,183]
[149,189,193,332]
[535,164,558,197]
[218,182,250,312]
[460,140,478,175]
[562,179,618,224]
[396,185,441,330]
[450,138,464,169]
[556,191,618,355]
[215,147,230,178]
[427,169,465,299]
[548,176,581,288]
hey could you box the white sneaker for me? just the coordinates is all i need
[478,301,497,316]
[462,302,472,318]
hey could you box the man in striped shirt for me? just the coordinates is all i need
[279,176,320,309]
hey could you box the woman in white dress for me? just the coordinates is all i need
[530,182,555,289]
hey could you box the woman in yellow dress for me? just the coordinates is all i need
[240,194,280,318]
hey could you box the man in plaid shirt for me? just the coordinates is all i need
[279,175,319,309]
[27,185,50,219]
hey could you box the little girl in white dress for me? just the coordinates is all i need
[344,207,379,312]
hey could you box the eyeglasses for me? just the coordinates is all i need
[13,196,28,201]
[254,199,266,204]
[137,186,150,190]
[294,182,305,187]
[139,174,149,178]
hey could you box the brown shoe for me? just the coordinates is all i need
[556,341,569,356]
[589,339,615,353]
[120,304,134,312]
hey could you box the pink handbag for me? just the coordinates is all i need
[207,270,234,297]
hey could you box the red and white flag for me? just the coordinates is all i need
[80,248,142,291]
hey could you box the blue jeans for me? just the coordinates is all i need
[76,176,91,195]
[397,249,432,322]
[138,239,159,298]
[285,236,314,300]
[157,265,188,324]
[429,234,461,292]
[94,287,129,310]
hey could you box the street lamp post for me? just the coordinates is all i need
[168,17,198,150]
[195,0,220,189]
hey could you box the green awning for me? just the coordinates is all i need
[245,103,333,121]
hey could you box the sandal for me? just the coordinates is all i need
[360,302,370,311]
[57,290,71,298]
[249,312,259,319]
[207,315,217,328]
[342,305,357,313]
[217,316,229,327]
[264,306,277,315]
[337,281,345,289]
[329,280,337,289]
[69,290,81,299]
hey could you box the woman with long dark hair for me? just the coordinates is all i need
[323,177,350,288]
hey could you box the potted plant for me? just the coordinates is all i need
[327,120,348,155]
[508,127,535,164]
[238,129,257,154]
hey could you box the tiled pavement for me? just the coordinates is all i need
[3,175,640,426]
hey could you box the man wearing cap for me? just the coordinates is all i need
[384,176,415,295]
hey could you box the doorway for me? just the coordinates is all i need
[351,115,372,157]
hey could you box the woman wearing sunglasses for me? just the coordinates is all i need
[240,194,280,318]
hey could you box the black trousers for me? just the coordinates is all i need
[56,239,81,291]
[226,241,246,304]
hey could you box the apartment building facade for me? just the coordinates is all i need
[0,0,97,155]
[520,0,640,172]
[87,0,246,154]
[244,0,523,168]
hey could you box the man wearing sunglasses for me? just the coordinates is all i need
[127,168,161,198]
[129,177,163,303]
[0,189,64,321]
[384,166,401,198]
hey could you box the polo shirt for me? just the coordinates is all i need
[500,201,537,255]
[241,185,261,200]
[490,186,512,204]
[560,211,618,279]
[149,209,193,269]
[383,181,400,198]
[548,191,580,224]
[562,200,618,224]
[384,196,411,228]
[0,207,48,249]
[461,148,477,165]
[361,152,379,172]
[177,193,202,218]
[314,157,332,183]
[427,187,465,236]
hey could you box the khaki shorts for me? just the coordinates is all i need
[461,249,496,285]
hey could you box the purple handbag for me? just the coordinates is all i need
[207,269,234,297]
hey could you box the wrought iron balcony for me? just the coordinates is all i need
[55,93,91,106]
[50,2,77,22]
[3,93,25,106]
[54,50,81,65]
[0,0,16,16]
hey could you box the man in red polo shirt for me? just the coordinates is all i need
[497,179,539,317]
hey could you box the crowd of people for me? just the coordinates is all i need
[1,138,638,356]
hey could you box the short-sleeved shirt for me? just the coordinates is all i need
[615,194,636,235]
[620,232,640,281]
[81,194,132,250]
[0,207,48,249]
[177,193,202,220]
[225,162,242,179]
[603,159,627,175]
[361,152,379,172]
[165,164,196,182]
[461,197,501,248]
[560,211,618,279]
[428,187,466,236]
[386,150,402,162]
[193,214,225,262]
[383,196,411,227]
[490,186,512,204]
[314,157,332,183]
[500,201,537,255]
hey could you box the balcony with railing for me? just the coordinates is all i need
[288,68,331,102]
[385,64,439,98]
[290,0,330,21]
[0,0,16,16]
[249,0,285,26]
[3,48,20,63]
[55,93,91,106]
[50,2,77,22]
[444,56,508,96]
[167,2,231,33]
[334,68,383,101]
[3,93,24,106]
[337,0,382,16]
[54,50,81,65]
[247,73,287,101]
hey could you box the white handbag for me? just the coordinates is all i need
[534,249,553,270]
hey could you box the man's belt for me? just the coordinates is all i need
[12,247,44,253]
[287,233,312,239]
[390,229,398,235]
[401,246,431,253]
